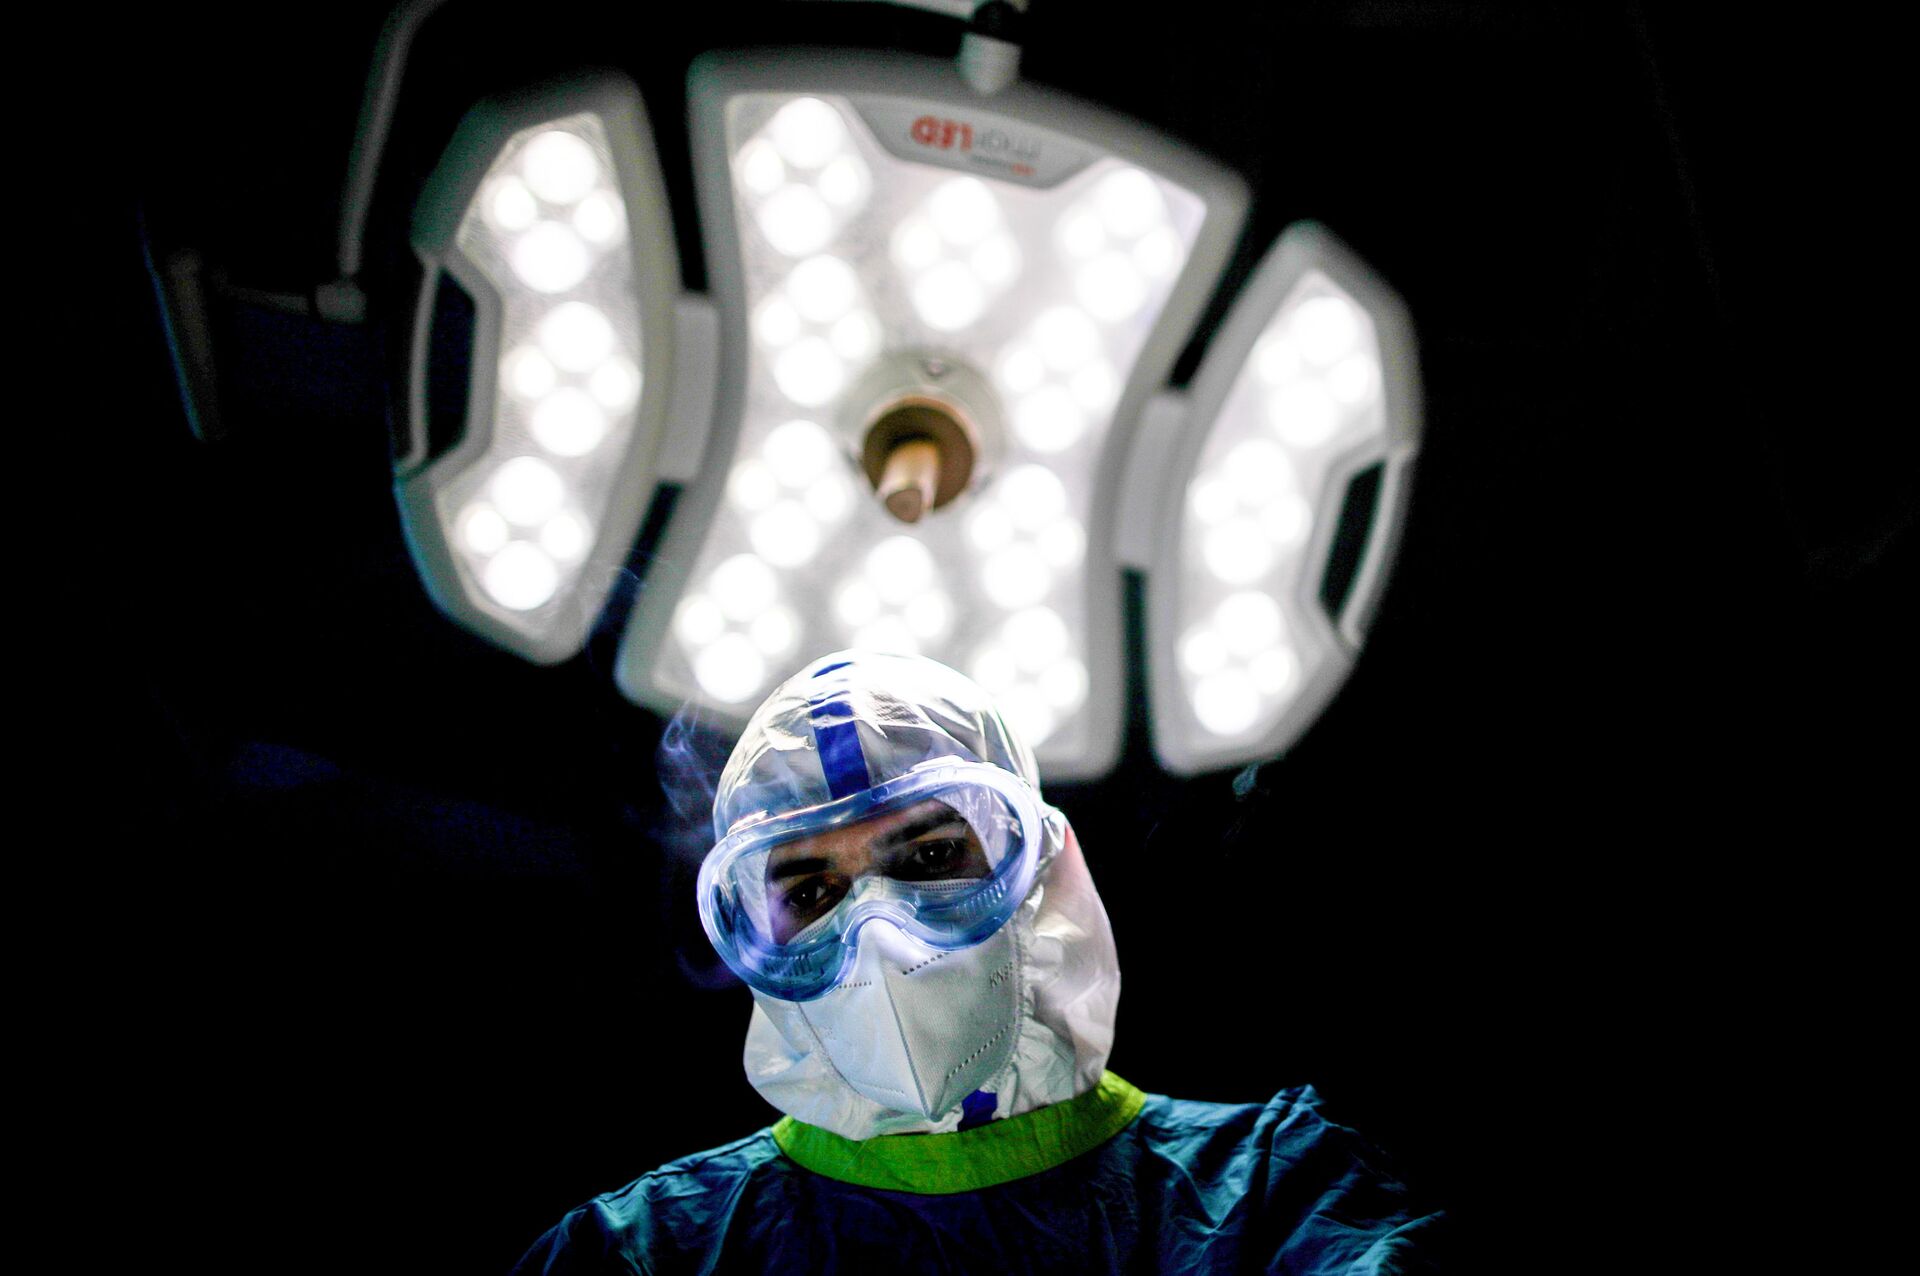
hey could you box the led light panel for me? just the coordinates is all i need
[398,75,680,664]
[1147,224,1421,776]
[615,51,1246,780]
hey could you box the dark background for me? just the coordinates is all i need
[68,1,1907,1271]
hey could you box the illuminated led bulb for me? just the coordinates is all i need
[1328,353,1380,406]
[1055,207,1104,259]
[787,255,859,323]
[531,389,607,457]
[834,579,881,628]
[573,190,624,245]
[773,337,845,407]
[1261,494,1312,547]
[767,97,845,170]
[1203,519,1275,584]
[675,594,726,646]
[763,418,834,485]
[757,186,833,256]
[1250,646,1300,697]
[1215,591,1284,656]
[829,311,881,362]
[1004,606,1069,670]
[751,605,800,657]
[891,217,942,272]
[754,296,802,348]
[459,503,509,555]
[490,457,565,525]
[1037,518,1085,568]
[1033,307,1099,372]
[1133,226,1183,280]
[996,343,1045,396]
[709,553,777,621]
[1192,670,1260,735]
[1255,336,1302,385]
[982,546,1050,608]
[866,535,935,605]
[1013,385,1088,453]
[735,138,785,196]
[482,543,559,611]
[1075,252,1147,323]
[1269,381,1342,448]
[695,633,766,704]
[539,303,614,372]
[540,511,590,562]
[971,234,1020,288]
[729,458,779,511]
[929,177,998,246]
[805,472,852,523]
[996,465,1067,531]
[1244,487,1305,548]
[589,357,640,411]
[854,616,918,656]
[967,504,1013,552]
[997,686,1057,747]
[1187,474,1236,526]
[502,347,556,400]
[1179,626,1227,677]
[1040,658,1089,711]
[904,590,952,640]
[1092,167,1164,239]
[913,262,986,332]
[511,222,589,293]
[1224,439,1295,502]
[1070,362,1118,413]
[816,155,868,210]
[1289,294,1363,365]
[970,646,1019,693]
[750,501,821,568]
[522,130,598,204]
[485,177,537,232]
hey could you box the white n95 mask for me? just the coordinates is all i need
[786,917,1021,1122]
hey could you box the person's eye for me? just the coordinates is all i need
[783,877,845,920]
[898,838,970,878]
[919,840,964,867]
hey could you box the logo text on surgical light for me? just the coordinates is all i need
[910,115,973,150]
[909,115,1041,179]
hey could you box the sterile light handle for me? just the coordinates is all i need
[1330,441,1419,653]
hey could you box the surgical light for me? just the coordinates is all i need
[612,50,1248,779]
[395,74,681,663]
[354,2,1421,781]
[1127,223,1422,776]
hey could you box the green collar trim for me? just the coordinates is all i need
[771,1071,1146,1195]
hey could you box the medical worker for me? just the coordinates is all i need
[513,651,1444,1273]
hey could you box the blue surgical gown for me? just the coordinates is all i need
[511,1083,1444,1274]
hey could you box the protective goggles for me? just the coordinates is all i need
[697,758,1048,1002]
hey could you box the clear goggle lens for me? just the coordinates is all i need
[698,763,1046,1000]
[729,785,1022,944]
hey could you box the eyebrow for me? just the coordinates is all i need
[767,855,831,883]
[872,810,968,850]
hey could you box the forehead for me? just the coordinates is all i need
[765,797,961,865]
